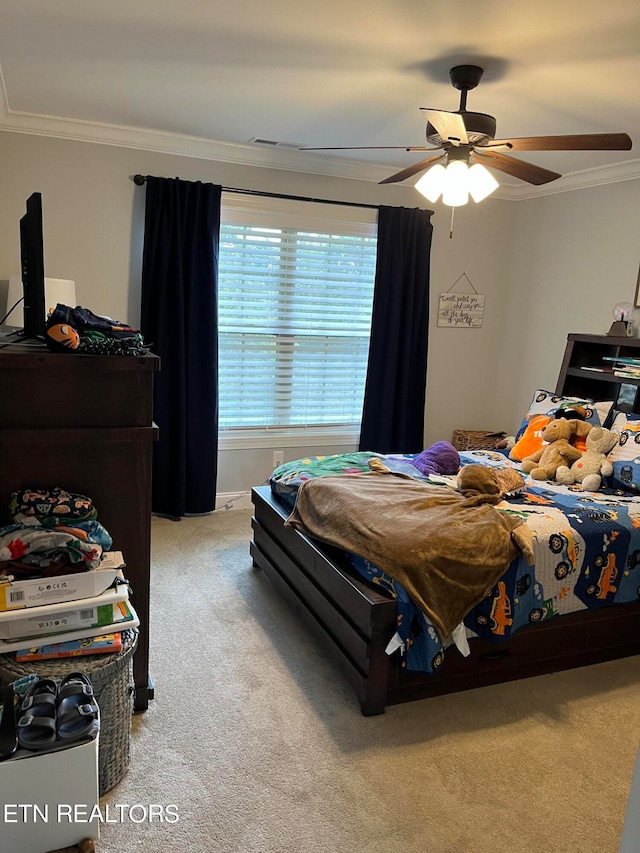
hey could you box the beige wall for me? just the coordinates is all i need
[1,130,638,498]
[493,179,640,432]
[425,196,514,445]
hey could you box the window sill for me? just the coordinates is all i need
[218,427,360,451]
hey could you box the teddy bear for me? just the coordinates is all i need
[555,426,619,491]
[509,405,590,463]
[520,418,592,481]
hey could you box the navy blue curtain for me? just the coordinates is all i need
[359,205,433,454]
[140,176,222,518]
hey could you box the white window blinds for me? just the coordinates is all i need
[219,195,377,432]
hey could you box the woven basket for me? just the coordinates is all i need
[451,429,503,451]
[0,628,138,795]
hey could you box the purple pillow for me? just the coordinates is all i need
[412,441,460,476]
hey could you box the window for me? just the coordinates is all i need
[218,195,377,444]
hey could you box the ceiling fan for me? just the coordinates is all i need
[304,65,633,193]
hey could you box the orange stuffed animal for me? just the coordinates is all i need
[509,414,553,462]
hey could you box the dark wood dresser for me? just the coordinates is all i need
[0,347,159,710]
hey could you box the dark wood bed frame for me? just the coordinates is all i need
[251,485,640,715]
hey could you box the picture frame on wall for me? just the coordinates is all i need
[635,262,640,308]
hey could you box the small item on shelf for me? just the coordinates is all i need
[0,523,106,573]
[99,550,125,570]
[581,366,614,373]
[602,356,640,365]
[607,302,634,337]
[0,487,113,587]
[16,633,123,662]
[601,357,640,379]
[0,599,139,652]
[45,304,150,356]
[614,369,640,377]
[0,578,130,640]
[10,486,98,524]
[0,566,123,611]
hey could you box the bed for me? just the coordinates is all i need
[250,394,640,716]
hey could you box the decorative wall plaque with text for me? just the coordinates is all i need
[437,274,484,328]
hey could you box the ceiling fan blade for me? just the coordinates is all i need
[420,109,468,146]
[489,133,632,152]
[472,149,561,185]
[379,153,447,185]
[479,142,513,152]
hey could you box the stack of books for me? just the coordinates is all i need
[0,551,139,661]
[602,356,640,379]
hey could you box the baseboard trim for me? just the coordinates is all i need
[215,491,254,511]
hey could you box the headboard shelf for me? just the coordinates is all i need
[557,333,640,415]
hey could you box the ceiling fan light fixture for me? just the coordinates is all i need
[467,163,499,202]
[415,159,498,206]
[414,163,446,202]
[414,160,468,205]
[441,160,469,206]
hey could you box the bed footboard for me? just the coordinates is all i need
[251,486,396,715]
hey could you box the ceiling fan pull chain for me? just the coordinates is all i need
[449,206,455,239]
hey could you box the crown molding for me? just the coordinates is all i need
[0,72,386,182]
[1,68,639,197]
[0,110,390,182]
[492,158,640,200]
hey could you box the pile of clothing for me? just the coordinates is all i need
[45,304,149,356]
[0,487,112,579]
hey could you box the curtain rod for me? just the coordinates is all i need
[132,174,433,214]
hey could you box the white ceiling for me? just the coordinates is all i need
[1,0,640,190]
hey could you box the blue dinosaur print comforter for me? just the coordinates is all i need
[270,450,640,675]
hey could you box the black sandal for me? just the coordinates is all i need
[56,672,99,743]
[17,678,57,750]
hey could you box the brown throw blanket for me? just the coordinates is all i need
[285,470,532,641]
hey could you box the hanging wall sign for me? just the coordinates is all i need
[437,274,485,328]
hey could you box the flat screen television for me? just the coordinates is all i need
[19,192,46,340]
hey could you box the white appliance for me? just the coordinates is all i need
[5,275,76,328]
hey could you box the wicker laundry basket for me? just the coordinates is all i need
[0,628,138,795]
[451,429,506,451]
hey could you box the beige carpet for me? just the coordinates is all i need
[97,509,640,853]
